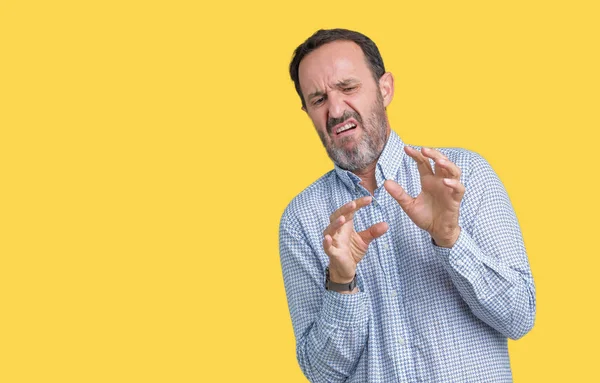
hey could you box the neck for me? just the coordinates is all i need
[354,127,391,195]
[354,163,378,195]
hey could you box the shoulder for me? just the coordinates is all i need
[279,170,337,233]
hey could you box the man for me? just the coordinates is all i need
[279,28,535,383]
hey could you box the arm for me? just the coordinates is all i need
[384,147,535,340]
[279,197,387,382]
[279,221,369,383]
[432,153,536,339]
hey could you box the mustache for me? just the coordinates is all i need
[327,110,363,135]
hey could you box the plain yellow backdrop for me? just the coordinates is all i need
[1,0,598,382]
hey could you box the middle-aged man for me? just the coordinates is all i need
[278,28,536,383]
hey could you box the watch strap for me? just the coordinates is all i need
[325,267,357,292]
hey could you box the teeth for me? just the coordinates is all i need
[336,122,356,134]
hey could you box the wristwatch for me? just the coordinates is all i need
[325,267,357,292]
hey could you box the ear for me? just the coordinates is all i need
[378,72,394,108]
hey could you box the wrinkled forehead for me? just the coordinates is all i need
[298,40,372,96]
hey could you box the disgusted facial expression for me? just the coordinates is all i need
[298,40,393,172]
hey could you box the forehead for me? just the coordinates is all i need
[298,40,372,96]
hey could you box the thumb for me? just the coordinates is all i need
[384,180,414,213]
[358,221,389,246]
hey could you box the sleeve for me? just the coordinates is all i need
[433,152,536,340]
[279,217,370,383]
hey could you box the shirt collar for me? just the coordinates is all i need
[334,130,406,191]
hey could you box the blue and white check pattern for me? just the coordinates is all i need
[279,130,536,382]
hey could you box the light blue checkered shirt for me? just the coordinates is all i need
[279,130,536,382]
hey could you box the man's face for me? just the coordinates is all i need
[298,40,392,172]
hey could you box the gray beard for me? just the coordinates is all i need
[318,97,388,172]
[326,128,383,171]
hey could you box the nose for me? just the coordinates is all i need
[327,91,346,120]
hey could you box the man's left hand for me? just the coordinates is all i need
[384,146,465,248]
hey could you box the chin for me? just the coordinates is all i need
[336,135,360,148]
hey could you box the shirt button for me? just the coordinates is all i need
[397,337,405,345]
[383,244,389,250]
[391,290,398,297]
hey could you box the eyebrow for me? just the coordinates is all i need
[307,78,360,101]
[335,79,359,88]
[307,89,326,100]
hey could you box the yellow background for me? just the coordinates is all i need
[1,0,598,381]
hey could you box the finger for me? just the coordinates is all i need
[420,147,448,162]
[323,214,346,238]
[323,234,334,256]
[383,180,415,213]
[358,221,389,246]
[404,146,434,176]
[442,178,466,197]
[421,147,452,178]
[421,147,461,179]
[435,158,461,179]
[329,200,354,223]
[329,196,372,223]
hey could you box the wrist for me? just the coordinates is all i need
[327,266,355,284]
[432,227,461,248]
[336,286,359,294]
[325,267,357,293]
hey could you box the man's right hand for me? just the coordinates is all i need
[322,196,389,285]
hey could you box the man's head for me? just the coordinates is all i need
[289,29,394,172]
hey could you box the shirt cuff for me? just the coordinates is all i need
[321,290,370,326]
[432,229,485,277]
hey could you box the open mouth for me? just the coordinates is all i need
[335,121,357,136]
